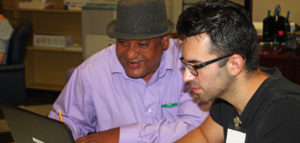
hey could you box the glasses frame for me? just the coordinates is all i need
[180,54,233,76]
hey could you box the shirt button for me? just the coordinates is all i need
[147,108,152,112]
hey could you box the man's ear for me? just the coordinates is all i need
[161,35,170,50]
[227,54,244,76]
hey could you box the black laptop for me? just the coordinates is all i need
[0,103,75,143]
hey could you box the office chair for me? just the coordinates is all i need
[0,22,32,105]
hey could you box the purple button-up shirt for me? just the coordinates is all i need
[48,39,208,143]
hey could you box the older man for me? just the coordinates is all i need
[49,0,208,142]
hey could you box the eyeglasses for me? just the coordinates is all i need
[180,54,233,76]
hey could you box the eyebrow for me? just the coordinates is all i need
[182,57,202,64]
[186,60,201,64]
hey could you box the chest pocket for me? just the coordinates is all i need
[161,106,179,122]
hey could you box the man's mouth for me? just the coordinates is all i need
[127,60,143,68]
[191,87,201,94]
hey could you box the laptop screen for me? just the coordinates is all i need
[0,103,74,143]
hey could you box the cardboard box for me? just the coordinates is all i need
[34,34,73,48]
[19,0,56,9]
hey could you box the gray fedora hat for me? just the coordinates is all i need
[106,0,174,40]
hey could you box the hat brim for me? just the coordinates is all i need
[106,20,174,40]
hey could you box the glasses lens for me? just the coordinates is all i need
[186,65,197,76]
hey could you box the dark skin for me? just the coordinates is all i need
[75,128,120,143]
[0,52,4,63]
[75,35,170,143]
[116,36,169,83]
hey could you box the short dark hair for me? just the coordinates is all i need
[176,0,259,71]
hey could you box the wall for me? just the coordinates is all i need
[165,0,300,25]
[165,0,182,29]
[253,0,300,24]
[165,0,245,28]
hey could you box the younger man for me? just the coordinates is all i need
[176,1,300,142]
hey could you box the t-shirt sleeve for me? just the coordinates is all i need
[256,97,300,142]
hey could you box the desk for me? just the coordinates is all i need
[259,45,300,85]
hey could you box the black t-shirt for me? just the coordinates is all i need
[210,67,300,143]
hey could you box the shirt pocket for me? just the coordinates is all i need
[161,106,179,122]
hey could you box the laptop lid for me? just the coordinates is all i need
[0,103,75,143]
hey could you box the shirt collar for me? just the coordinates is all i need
[164,39,177,71]
[111,45,124,74]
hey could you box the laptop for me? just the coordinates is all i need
[0,103,75,143]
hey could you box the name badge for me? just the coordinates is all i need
[226,128,246,143]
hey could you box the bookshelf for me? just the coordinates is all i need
[1,0,83,91]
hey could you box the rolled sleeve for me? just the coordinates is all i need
[119,123,140,143]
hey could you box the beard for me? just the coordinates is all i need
[188,67,234,104]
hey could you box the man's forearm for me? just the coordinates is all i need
[175,127,208,143]
[76,128,120,143]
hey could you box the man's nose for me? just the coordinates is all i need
[126,46,139,59]
[183,68,195,82]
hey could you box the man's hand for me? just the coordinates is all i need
[75,128,120,143]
